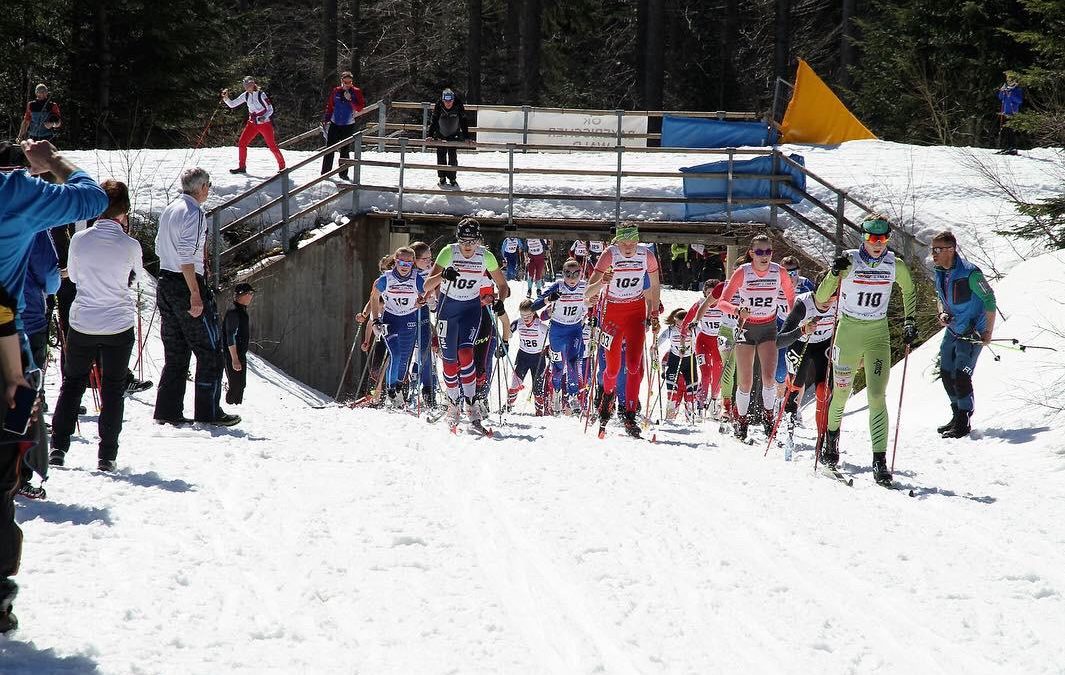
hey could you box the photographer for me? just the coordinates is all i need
[49,181,143,472]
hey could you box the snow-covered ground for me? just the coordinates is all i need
[66,140,1059,278]
[6,241,1065,672]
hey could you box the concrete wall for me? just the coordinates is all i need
[240,215,394,398]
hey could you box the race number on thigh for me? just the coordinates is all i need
[436,319,448,338]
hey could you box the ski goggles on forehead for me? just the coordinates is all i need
[863,232,890,244]
[752,248,772,257]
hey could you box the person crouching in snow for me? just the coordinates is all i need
[221,76,285,175]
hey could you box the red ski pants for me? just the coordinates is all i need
[237,121,285,169]
[695,332,723,402]
[600,299,646,410]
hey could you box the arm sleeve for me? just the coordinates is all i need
[66,235,80,284]
[969,271,997,311]
[427,104,441,137]
[484,251,500,272]
[778,265,796,308]
[23,103,31,123]
[373,276,387,293]
[459,104,470,137]
[529,283,556,311]
[715,267,747,314]
[224,310,240,347]
[129,239,144,286]
[657,329,671,348]
[415,274,425,294]
[814,268,842,304]
[222,91,247,109]
[776,303,810,349]
[9,172,108,236]
[895,260,917,319]
[174,208,204,266]
[322,89,335,122]
[434,246,453,268]
[354,87,366,113]
[645,250,660,274]
[592,248,614,273]
[509,320,518,333]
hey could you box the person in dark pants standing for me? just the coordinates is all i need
[320,72,366,181]
[16,84,62,144]
[427,88,469,187]
[49,181,143,472]
[153,168,239,427]
[223,283,254,405]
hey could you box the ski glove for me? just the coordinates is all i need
[372,319,386,337]
[547,291,560,301]
[495,343,508,358]
[493,300,506,316]
[831,256,850,276]
[902,318,918,345]
[442,267,459,282]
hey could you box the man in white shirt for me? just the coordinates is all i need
[49,181,143,472]
[153,168,239,427]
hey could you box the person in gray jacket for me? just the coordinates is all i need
[427,88,469,187]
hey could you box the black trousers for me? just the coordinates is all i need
[154,272,224,422]
[321,123,356,176]
[0,341,35,578]
[224,351,248,405]
[19,331,51,484]
[436,146,458,180]
[51,328,134,461]
[56,277,76,375]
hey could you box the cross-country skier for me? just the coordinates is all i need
[688,280,725,416]
[930,230,996,438]
[657,308,700,422]
[531,258,587,415]
[814,216,917,484]
[585,224,661,438]
[774,256,815,408]
[570,240,589,276]
[500,237,524,281]
[524,238,549,298]
[368,247,425,407]
[472,277,510,418]
[221,76,285,174]
[507,300,550,414]
[412,241,439,408]
[423,219,509,430]
[716,234,796,440]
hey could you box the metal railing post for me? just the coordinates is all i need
[726,149,734,226]
[211,211,221,283]
[615,109,624,148]
[421,102,430,152]
[615,144,624,225]
[280,170,291,253]
[507,143,515,230]
[397,137,408,220]
[351,134,363,213]
[521,105,530,150]
[835,191,846,257]
[377,100,387,152]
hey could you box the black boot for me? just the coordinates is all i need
[820,429,840,467]
[422,386,436,409]
[937,404,959,434]
[622,409,642,438]
[941,408,972,439]
[597,391,616,425]
[872,452,892,485]
[733,410,749,441]
[0,578,17,634]
[762,409,774,436]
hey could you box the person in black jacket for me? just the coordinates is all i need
[224,283,254,405]
[427,88,469,187]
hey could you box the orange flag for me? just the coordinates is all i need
[780,59,877,144]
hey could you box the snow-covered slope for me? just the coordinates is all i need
[66,140,1059,278]
[5,254,1064,672]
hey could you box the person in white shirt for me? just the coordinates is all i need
[221,76,285,175]
[49,181,143,472]
[153,168,239,427]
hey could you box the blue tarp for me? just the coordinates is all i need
[661,116,778,149]
[680,154,806,220]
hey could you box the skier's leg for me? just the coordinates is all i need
[861,321,892,453]
[259,122,285,169]
[826,321,866,434]
[236,122,256,168]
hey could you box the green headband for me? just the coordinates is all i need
[862,218,891,235]
[613,226,639,243]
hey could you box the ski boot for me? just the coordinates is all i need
[568,396,582,416]
[0,578,17,634]
[48,449,65,467]
[732,409,749,441]
[622,409,642,438]
[820,429,840,467]
[941,407,971,439]
[937,404,959,434]
[872,452,892,485]
[466,396,491,435]
[762,409,774,436]
[597,391,616,438]
[422,386,437,410]
[98,459,117,473]
[446,397,462,431]
[665,399,680,422]
[551,390,563,415]
[16,483,46,500]
[385,388,400,409]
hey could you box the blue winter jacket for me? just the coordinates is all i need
[997,85,1023,116]
[934,254,996,336]
[21,230,61,336]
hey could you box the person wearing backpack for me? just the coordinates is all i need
[221,76,286,174]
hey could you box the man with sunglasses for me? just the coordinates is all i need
[531,258,588,415]
[931,230,996,439]
[716,234,796,441]
[815,216,917,485]
[423,219,509,429]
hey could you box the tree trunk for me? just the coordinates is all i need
[774,0,791,84]
[95,1,112,148]
[504,0,522,104]
[840,0,855,90]
[643,0,665,110]
[520,0,542,105]
[467,0,482,103]
[719,0,739,109]
[323,0,338,95]
[636,0,648,106]
[349,0,361,80]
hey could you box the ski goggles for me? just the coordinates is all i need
[863,232,890,244]
[395,259,414,269]
[752,248,773,257]
[785,267,799,276]
[563,268,581,278]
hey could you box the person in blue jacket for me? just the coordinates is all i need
[931,231,996,439]
[500,237,524,281]
[0,139,108,634]
[996,72,1023,155]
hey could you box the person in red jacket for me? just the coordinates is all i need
[221,76,285,175]
[320,71,366,180]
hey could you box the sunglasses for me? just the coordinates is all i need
[752,248,772,257]
[786,268,799,274]
[458,238,480,245]
[563,269,581,278]
[931,245,954,255]
[864,233,890,244]
[395,259,414,268]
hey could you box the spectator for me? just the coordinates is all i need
[670,243,690,289]
[49,180,143,472]
[16,84,62,144]
[0,138,109,634]
[224,283,255,405]
[320,71,366,181]
[996,72,1023,155]
[427,88,469,187]
[153,167,239,427]
[221,76,285,174]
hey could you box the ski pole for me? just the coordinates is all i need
[353,332,378,402]
[889,344,911,473]
[335,319,367,401]
[765,339,810,457]
[136,284,144,383]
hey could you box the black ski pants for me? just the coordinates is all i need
[154,272,224,423]
[321,123,356,177]
[225,350,248,405]
[436,143,459,181]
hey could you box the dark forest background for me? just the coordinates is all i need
[1,0,1063,150]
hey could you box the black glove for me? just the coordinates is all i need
[547,291,560,301]
[495,342,508,358]
[442,267,459,282]
[831,256,850,276]
[492,299,506,316]
[902,318,917,345]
